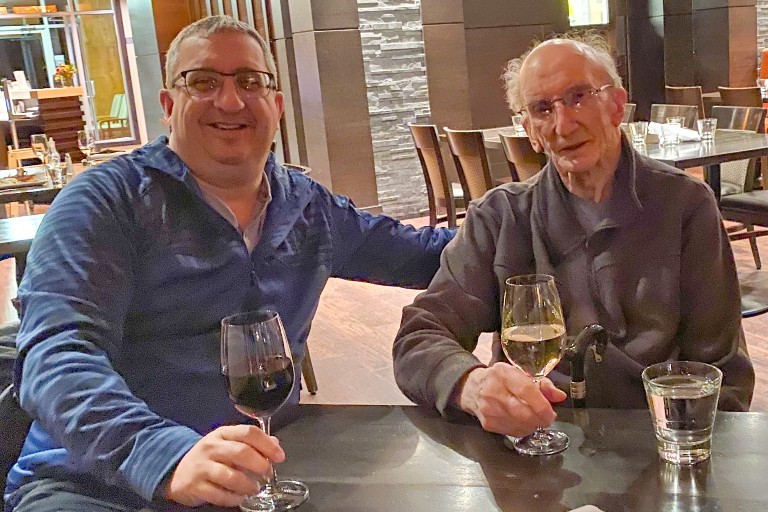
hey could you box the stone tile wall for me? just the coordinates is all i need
[358,0,431,219]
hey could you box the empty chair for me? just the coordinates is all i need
[649,104,699,129]
[718,86,763,109]
[443,128,495,201]
[665,85,705,119]
[498,133,547,182]
[712,105,768,269]
[408,124,465,228]
[622,103,636,124]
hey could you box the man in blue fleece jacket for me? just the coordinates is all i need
[5,15,453,511]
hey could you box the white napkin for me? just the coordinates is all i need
[647,121,701,142]
[569,506,606,512]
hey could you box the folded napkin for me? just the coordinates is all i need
[569,506,606,512]
[647,122,701,142]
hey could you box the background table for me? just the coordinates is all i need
[0,214,43,283]
[266,405,768,511]
[641,130,768,201]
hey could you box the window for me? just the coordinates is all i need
[569,0,609,27]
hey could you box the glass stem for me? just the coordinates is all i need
[257,416,279,493]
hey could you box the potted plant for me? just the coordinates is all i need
[54,64,77,88]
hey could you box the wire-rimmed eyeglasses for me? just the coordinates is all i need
[521,84,614,124]
[173,68,277,99]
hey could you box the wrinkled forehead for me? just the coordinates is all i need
[176,32,267,73]
[520,40,604,101]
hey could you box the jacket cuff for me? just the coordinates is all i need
[432,352,486,417]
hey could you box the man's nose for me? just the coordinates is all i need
[552,101,578,136]
[213,78,245,112]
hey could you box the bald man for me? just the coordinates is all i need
[393,33,754,438]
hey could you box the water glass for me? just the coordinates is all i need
[628,121,648,145]
[642,361,722,465]
[511,114,526,135]
[661,121,681,147]
[696,118,717,141]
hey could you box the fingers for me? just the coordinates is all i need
[540,377,568,403]
[462,363,560,437]
[165,424,286,507]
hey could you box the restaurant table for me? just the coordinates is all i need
[0,214,43,284]
[643,129,768,201]
[257,404,768,511]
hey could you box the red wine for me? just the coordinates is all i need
[227,356,294,418]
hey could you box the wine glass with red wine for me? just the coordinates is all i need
[221,310,309,511]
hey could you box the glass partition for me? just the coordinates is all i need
[569,0,609,27]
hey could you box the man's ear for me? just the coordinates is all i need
[523,117,543,152]
[611,86,629,126]
[159,89,174,129]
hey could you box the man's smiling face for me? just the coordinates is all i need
[160,30,283,181]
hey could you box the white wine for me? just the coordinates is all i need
[501,323,565,377]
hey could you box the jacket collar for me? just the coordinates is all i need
[533,136,645,261]
[137,136,314,252]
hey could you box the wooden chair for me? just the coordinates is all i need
[665,85,705,119]
[498,133,546,182]
[712,106,768,269]
[649,104,699,129]
[6,147,37,169]
[408,124,465,228]
[443,128,494,201]
[622,103,636,124]
[718,86,763,109]
[284,163,312,176]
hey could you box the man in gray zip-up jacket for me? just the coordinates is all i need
[393,34,754,438]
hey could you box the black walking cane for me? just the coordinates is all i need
[562,324,608,408]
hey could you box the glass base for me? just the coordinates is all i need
[508,428,569,456]
[240,480,309,512]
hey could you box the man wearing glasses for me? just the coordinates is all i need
[5,15,453,511]
[394,34,754,438]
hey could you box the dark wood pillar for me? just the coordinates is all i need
[420,0,569,131]
[289,0,380,210]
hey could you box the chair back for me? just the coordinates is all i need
[284,163,311,176]
[408,124,463,227]
[650,104,699,129]
[665,85,705,119]
[443,128,494,201]
[498,133,546,182]
[622,103,636,124]
[711,106,767,193]
[718,86,763,108]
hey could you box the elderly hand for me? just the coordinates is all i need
[163,424,285,508]
[455,362,567,437]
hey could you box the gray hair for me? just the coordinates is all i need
[164,15,277,89]
[502,30,622,113]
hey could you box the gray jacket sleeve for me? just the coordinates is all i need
[678,186,754,411]
[392,191,534,415]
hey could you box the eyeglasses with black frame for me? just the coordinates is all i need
[173,68,277,99]
[521,84,613,124]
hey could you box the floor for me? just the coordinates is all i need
[1,213,766,412]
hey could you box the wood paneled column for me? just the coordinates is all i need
[289,0,380,210]
[420,0,569,131]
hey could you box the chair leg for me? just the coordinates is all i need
[22,200,33,216]
[747,225,762,270]
[301,345,318,395]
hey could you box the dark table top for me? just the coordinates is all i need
[265,405,768,511]
[641,129,768,169]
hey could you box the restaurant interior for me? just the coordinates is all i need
[2,0,768,509]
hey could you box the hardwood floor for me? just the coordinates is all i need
[1,214,765,411]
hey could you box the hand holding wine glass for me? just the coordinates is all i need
[221,310,308,511]
[501,274,569,456]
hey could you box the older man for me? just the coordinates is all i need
[393,34,754,439]
[5,15,452,511]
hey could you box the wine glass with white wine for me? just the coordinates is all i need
[501,274,569,456]
[77,128,95,166]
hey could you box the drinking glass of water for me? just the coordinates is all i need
[77,128,95,165]
[642,361,722,465]
[30,134,47,165]
[501,274,569,456]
